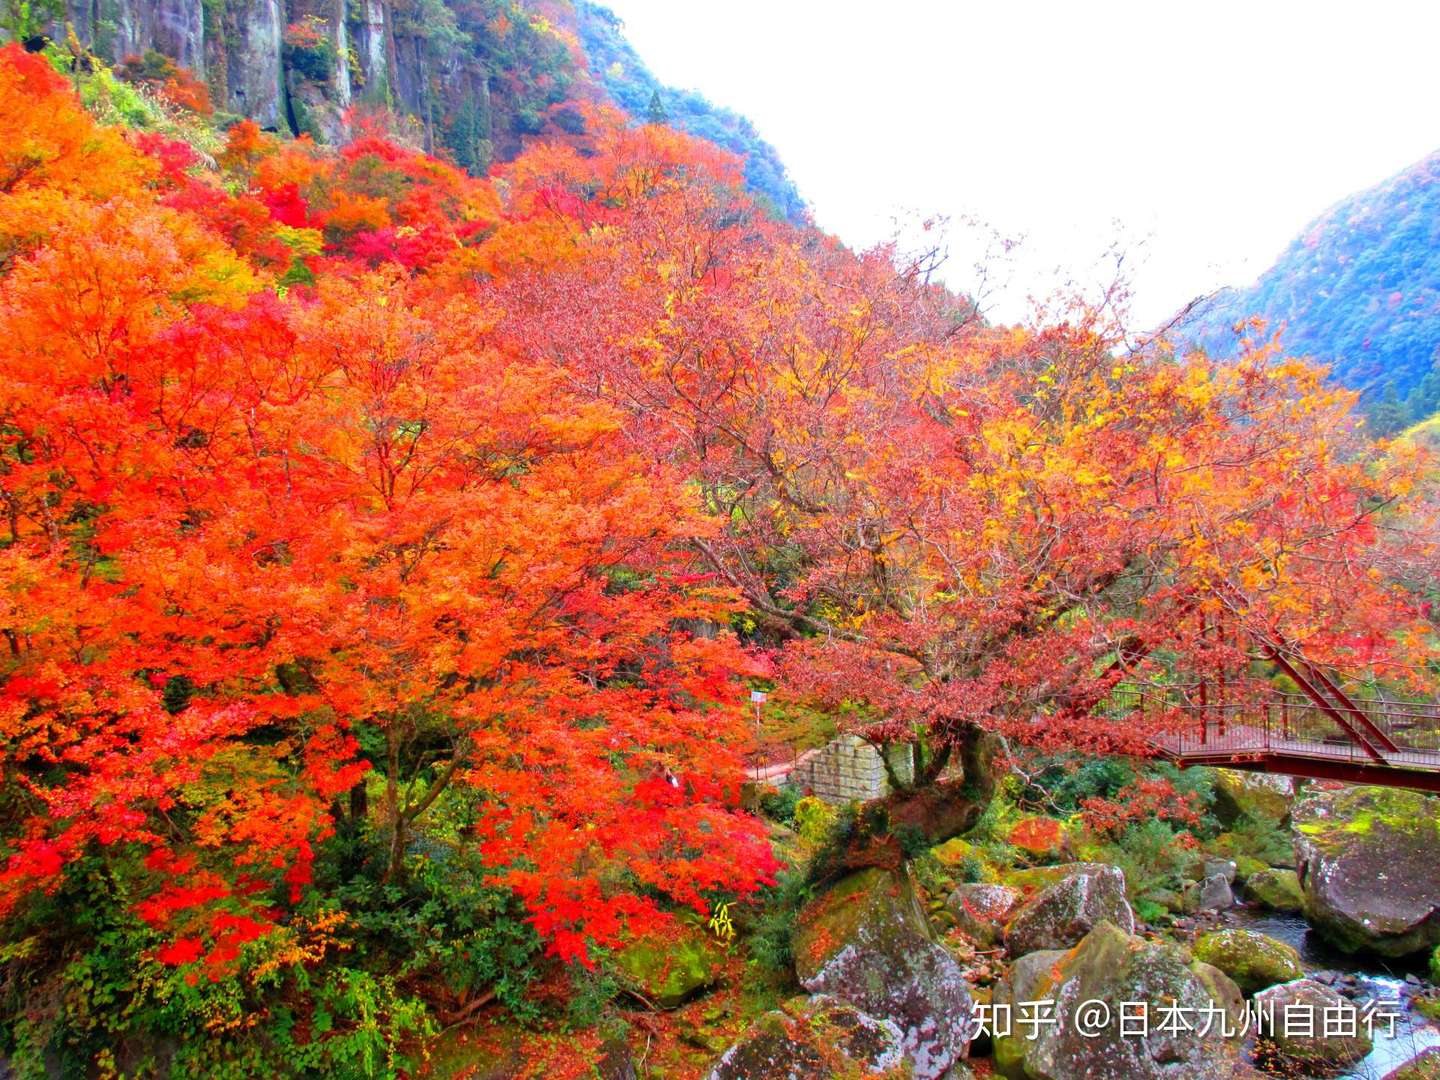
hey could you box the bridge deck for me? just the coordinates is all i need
[1152,723,1440,792]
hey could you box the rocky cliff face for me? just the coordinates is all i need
[28,0,804,214]
[53,0,578,168]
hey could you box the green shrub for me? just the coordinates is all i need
[331,837,542,1022]
[1100,819,1192,900]
[1134,899,1168,925]
[512,108,545,135]
[0,857,434,1079]
[957,854,988,884]
[0,807,545,1078]
[909,852,950,900]
[757,784,801,826]
[793,795,837,846]
[564,958,620,1030]
[1224,813,1293,866]
[283,16,337,82]
[745,869,813,977]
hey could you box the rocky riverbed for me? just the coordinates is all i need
[700,777,1440,1080]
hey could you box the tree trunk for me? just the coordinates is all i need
[816,722,1004,880]
[382,727,405,884]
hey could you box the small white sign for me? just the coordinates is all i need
[750,690,769,703]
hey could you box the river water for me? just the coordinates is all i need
[1229,908,1440,1078]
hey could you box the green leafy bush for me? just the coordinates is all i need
[744,869,813,977]
[757,784,801,826]
[0,801,545,1078]
[1225,813,1294,866]
[0,856,434,1079]
[1096,819,1193,900]
[792,795,836,846]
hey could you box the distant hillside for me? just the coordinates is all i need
[573,3,804,220]
[1183,151,1440,433]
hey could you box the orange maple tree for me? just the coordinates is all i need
[0,47,773,974]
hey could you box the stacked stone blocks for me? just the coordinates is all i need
[791,735,917,805]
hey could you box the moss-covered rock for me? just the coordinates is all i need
[990,948,1068,1078]
[1432,944,1440,985]
[930,837,1001,883]
[793,866,973,1079]
[1253,978,1372,1074]
[946,883,1021,946]
[1293,785,1440,957]
[1000,861,1117,897]
[1233,855,1267,883]
[992,921,1245,1079]
[705,994,907,1080]
[1005,865,1135,956]
[1389,1047,1440,1079]
[1140,887,1185,915]
[1181,873,1234,914]
[932,836,980,867]
[1244,867,1305,913]
[1213,769,1293,826]
[1192,929,1303,995]
[614,919,725,1008]
[1210,830,1296,869]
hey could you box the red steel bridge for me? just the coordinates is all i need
[1111,649,1440,793]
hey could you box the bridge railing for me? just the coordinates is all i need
[1104,682,1440,767]
[1270,691,1440,759]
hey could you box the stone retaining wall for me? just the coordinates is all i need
[791,735,918,804]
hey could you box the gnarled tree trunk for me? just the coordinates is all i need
[813,722,1004,880]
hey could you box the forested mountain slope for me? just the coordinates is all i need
[9,0,801,212]
[1183,150,1440,432]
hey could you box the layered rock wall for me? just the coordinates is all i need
[42,0,508,160]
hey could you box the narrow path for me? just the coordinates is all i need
[746,747,822,784]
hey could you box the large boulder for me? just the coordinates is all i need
[1293,786,1440,957]
[946,883,1022,947]
[1192,929,1303,995]
[793,867,974,1079]
[1244,868,1305,913]
[1182,872,1235,914]
[1253,978,1372,1073]
[1213,769,1294,826]
[1002,861,1116,896]
[613,919,725,1008]
[1004,865,1134,955]
[992,921,1246,1079]
[705,994,906,1080]
[1232,855,1268,883]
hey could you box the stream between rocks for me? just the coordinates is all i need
[1228,908,1440,1078]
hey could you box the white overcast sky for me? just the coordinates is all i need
[602,0,1440,328]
